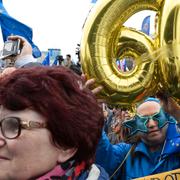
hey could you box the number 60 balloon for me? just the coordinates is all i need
[80,0,180,106]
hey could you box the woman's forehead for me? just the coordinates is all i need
[0,106,45,122]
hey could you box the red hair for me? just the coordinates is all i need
[0,67,104,167]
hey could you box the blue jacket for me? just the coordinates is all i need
[95,123,180,179]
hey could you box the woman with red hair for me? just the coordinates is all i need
[0,66,108,179]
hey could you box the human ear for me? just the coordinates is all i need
[57,148,77,163]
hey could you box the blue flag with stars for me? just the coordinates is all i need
[0,0,41,58]
[162,123,180,158]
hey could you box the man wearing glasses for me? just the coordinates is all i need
[95,98,180,179]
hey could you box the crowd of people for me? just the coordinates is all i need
[54,52,82,76]
[0,35,179,179]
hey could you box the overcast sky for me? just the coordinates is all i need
[2,0,155,61]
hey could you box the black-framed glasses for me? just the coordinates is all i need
[0,117,46,139]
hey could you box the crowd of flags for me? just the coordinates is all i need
[42,49,61,66]
[0,0,150,66]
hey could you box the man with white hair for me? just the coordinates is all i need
[95,98,180,179]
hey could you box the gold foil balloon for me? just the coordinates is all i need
[80,0,161,106]
[81,0,180,105]
[158,0,180,101]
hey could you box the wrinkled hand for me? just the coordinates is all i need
[8,35,32,60]
[81,74,104,103]
[81,74,103,94]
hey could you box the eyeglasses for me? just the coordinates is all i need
[136,108,167,129]
[122,108,168,136]
[0,117,46,139]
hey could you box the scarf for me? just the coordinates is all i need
[37,160,86,180]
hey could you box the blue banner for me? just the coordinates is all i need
[0,1,41,58]
[42,52,50,66]
[91,0,97,3]
[141,15,150,35]
[52,58,58,66]
[48,49,61,66]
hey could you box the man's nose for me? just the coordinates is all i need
[146,118,158,128]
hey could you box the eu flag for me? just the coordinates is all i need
[141,15,150,35]
[0,1,41,58]
[42,52,50,66]
[162,123,180,158]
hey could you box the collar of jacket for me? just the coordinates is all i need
[134,142,151,159]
